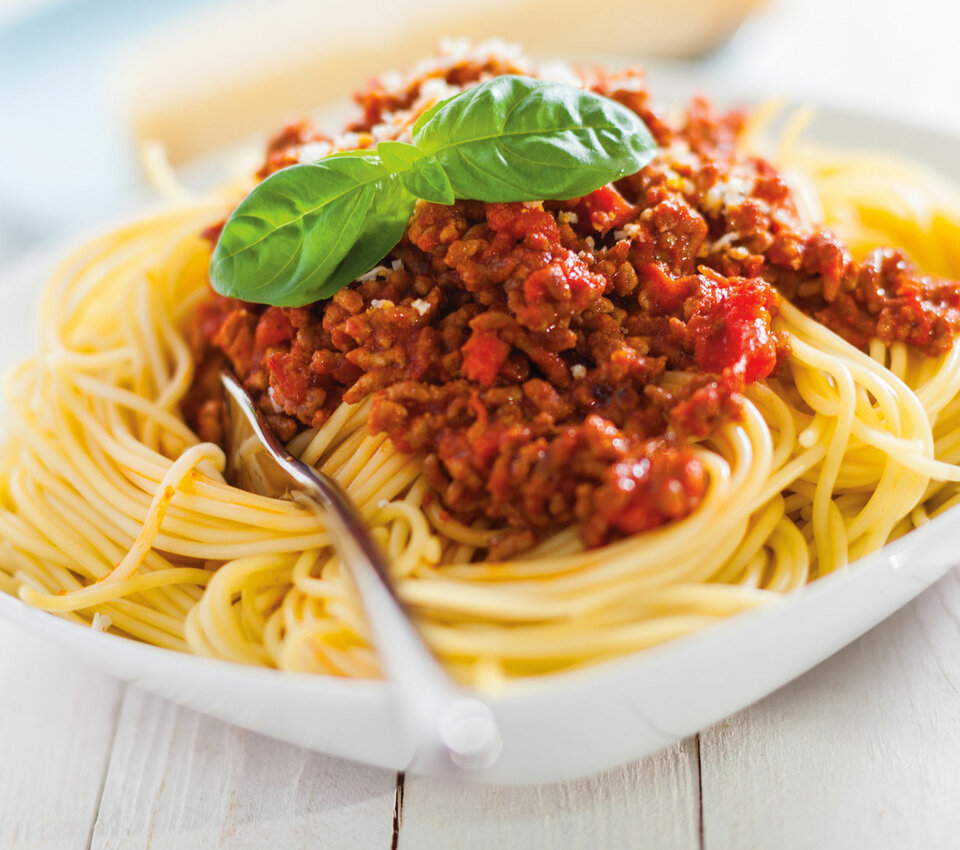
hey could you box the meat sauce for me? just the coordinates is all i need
[183,55,960,557]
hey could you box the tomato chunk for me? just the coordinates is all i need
[574,185,637,235]
[688,275,779,383]
[461,329,510,386]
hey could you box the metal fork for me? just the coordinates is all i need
[219,370,501,773]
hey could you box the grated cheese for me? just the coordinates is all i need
[612,222,642,242]
[357,265,390,283]
[91,613,113,632]
[702,172,756,215]
[296,140,333,163]
[266,386,283,413]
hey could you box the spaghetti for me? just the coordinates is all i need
[2,45,960,685]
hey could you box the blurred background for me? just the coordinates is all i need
[0,0,956,270]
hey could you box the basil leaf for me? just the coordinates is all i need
[211,74,661,309]
[211,152,392,306]
[376,140,423,172]
[325,176,417,292]
[411,74,656,202]
[400,157,455,205]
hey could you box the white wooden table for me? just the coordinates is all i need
[4,571,960,849]
[2,1,960,847]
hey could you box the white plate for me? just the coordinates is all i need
[1,99,959,785]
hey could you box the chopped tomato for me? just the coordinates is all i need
[255,307,295,351]
[461,329,510,386]
[266,351,313,405]
[574,185,637,235]
[589,449,708,542]
[688,274,779,383]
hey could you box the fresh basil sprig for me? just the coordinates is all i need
[211,75,657,307]
[409,75,657,202]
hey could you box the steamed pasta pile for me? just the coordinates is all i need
[2,123,960,686]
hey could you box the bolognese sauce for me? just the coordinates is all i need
[184,54,960,556]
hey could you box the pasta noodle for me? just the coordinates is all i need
[2,104,960,687]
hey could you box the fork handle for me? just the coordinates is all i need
[292,486,501,771]
[220,371,501,771]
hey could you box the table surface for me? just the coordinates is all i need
[2,1,960,848]
[4,570,960,850]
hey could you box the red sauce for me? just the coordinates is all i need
[183,55,960,556]
[688,270,779,383]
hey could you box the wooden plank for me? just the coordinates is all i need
[89,687,398,850]
[0,618,123,850]
[398,738,701,849]
[700,569,960,850]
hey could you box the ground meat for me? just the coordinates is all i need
[187,189,785,553]
[183,53,960,555]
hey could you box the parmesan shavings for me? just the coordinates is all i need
[357,265,390,283]
[91,613,113,633]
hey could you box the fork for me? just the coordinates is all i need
[218,370,502,773]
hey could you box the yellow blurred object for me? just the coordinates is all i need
[119,0,766,168]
